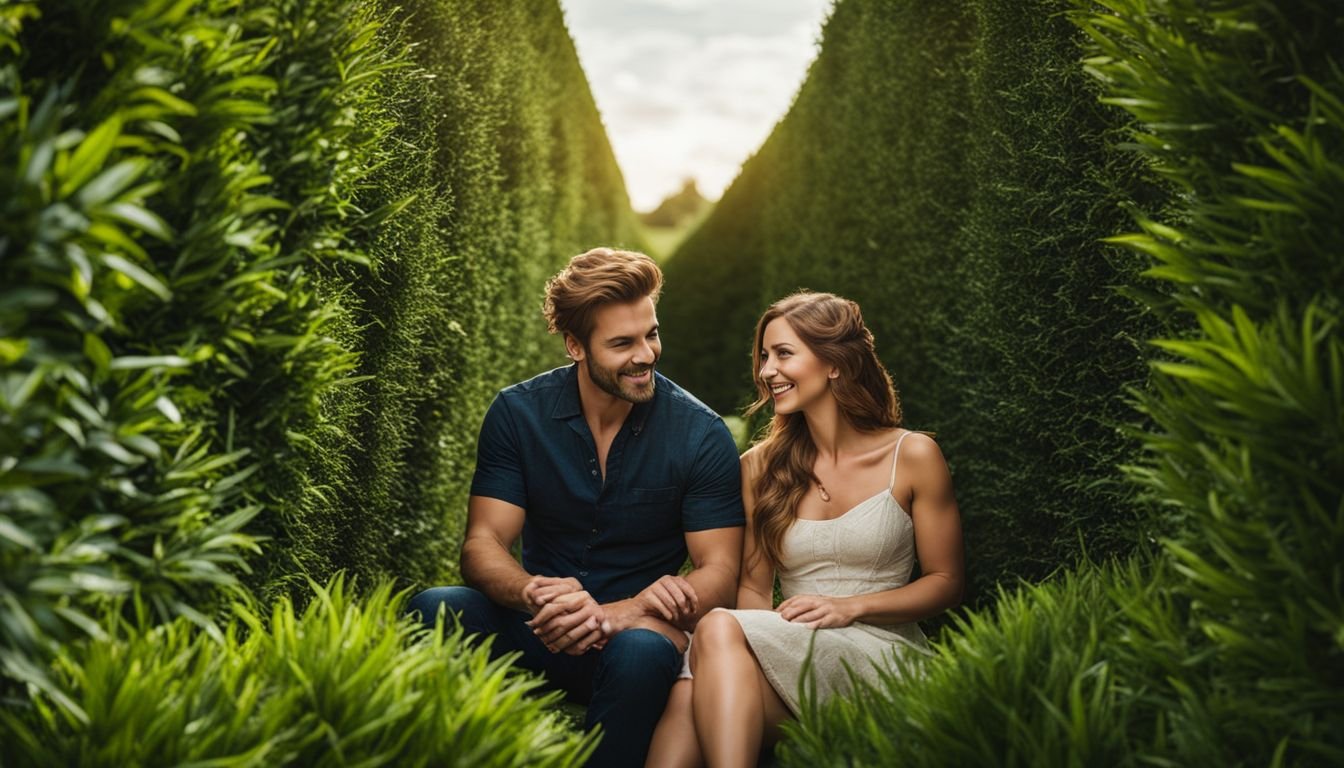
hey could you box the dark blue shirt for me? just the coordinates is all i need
[470,364,744,604]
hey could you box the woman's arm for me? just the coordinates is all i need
[735,447,776,611]
[778,433,964,628]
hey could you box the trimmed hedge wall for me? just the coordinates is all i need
[659,0,1162,602]
[778,0,1343,764]
[1,0,638,709]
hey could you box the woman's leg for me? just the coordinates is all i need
[689,611,792,767]
[646,680,702,768]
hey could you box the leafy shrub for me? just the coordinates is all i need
[776,0,1343,764]
[1077,0,1344,760]
[1,577,596,767]
[1,0,638,711]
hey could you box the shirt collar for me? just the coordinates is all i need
[549,363,655,434]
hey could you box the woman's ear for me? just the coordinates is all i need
[828,368,839,380]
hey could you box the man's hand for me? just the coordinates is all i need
[520,575,583,614]
[634,574,699,625]
[528,590,608,655]
[777,594,855,629]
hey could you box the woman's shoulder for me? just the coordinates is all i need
[895,429,950,486]
[740,442,768,479]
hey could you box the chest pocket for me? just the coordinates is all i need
[622,486,681,543]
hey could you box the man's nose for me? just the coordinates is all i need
[634,339,654,364]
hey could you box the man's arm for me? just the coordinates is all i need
[593,524,742,635]
[462,495,586,615]
[675,526,742,629]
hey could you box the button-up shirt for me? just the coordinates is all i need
[470,364,744,604]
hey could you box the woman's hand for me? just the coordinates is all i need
[777,594,856,629]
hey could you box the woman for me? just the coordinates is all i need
[646,291,964,767]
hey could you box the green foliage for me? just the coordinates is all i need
[1,0,639,723]
[772,0,1343,764]
[1076,0,1344,759]
[660,0,1162,603]
[1,577,596,767]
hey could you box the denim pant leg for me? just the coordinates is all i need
[405,586,596,700]
[583,628,683,768]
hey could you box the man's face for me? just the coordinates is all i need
[571,296,661,403]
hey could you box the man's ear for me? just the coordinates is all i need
[564,333,585,362]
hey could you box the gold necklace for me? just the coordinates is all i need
[815,479,832,502]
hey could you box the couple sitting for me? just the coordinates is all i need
[409,248,964,767]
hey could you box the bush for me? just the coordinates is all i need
[1078,0,1344,759]
[776,0,1344,764]
[0,577,596,767]
[1,0,639,709]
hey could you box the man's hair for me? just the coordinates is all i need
[543,248,663,344]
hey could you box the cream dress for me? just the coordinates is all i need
[686,431,930,715]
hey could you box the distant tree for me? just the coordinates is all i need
[640,178,710,227]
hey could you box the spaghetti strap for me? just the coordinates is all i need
[887,430,912,490]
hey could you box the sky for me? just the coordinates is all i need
[560,0,834,212]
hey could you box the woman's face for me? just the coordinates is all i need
[759,317,835,415]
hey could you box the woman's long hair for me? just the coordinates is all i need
[744,292,902,571]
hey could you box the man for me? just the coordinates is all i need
[409,248,744,767]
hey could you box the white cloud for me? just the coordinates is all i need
[562,0,831,211]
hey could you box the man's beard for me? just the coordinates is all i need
[587,356,657,403]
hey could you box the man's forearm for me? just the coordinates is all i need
[461,537,534,613]
[679,560,739,629]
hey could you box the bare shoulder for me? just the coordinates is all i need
[740,443,767,478]
[900,430,945,463]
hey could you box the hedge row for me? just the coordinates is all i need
[659,0,1163,603]
[1,0,637,715]
[779,0,1343,764]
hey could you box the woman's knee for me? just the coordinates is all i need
[688,610,747,671]
[693,610,745,649]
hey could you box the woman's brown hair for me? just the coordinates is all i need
[744,291,902,570]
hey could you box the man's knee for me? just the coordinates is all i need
[597,628,682,681]
[405,585,489,631]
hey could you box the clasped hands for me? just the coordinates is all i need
[523,574,697,656]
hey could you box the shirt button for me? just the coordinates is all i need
[579,571,588,577]
[590,470,598,476]
[591,528,597,533]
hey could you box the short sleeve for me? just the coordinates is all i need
[681,418,745,531]
[469,394,528,508]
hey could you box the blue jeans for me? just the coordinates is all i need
[407,586,682,768]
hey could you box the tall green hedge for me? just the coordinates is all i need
[1,0,638,708]
[659,0,1161,602]
[779,0,1343,764]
